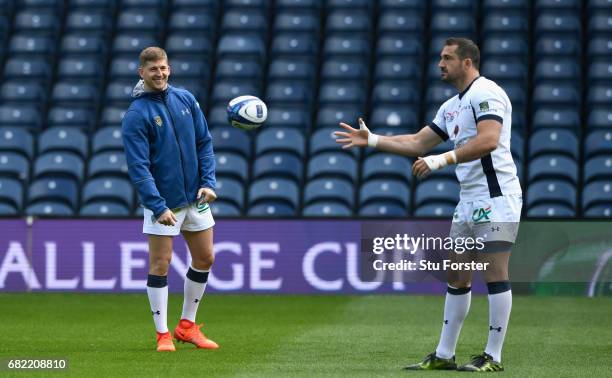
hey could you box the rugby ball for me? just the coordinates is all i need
[227,95,268,130]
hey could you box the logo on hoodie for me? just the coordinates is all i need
[154,115,163,127]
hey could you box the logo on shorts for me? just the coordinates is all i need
[472,206,492,224]
[197,202,210,213]
[479,101,489,112]
[154,115,163,127]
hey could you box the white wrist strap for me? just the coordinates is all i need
[368,132,379,148]
[423,151,457,171]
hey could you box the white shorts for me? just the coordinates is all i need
[450,193,522,245]
[143,202,215,236]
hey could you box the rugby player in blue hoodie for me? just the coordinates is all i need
[122,47,218,352]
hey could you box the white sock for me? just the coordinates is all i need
[485,282,512,362]
[181,266,209,322]
[435,285,471,359]
[146,274,168,333]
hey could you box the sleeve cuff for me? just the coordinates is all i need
[429,122,449,141]
[476,114,503,124]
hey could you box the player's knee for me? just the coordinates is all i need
[192,253,214,270]
[150,255,171,274]
[448,279,471,289]
[484,267,508,283]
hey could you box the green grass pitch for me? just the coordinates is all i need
[1,293,611,377]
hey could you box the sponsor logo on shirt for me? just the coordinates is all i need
[154,115,163,127]
[479,101,489,112]
[472,206,492,224]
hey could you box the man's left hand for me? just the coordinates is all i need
[198,187,217,204]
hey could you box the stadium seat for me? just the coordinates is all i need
[211,201,241,217]
[533,60,580,84]
[0,178,23,210]
[359,202,407,217]
[92,127,123,154]
[374,58,420,82]
[215,58,262,81]
[414,203,456,217]
[88,152,128,178]
[14,10,59,36]
[528,155,578,184]
[527,204,576,217]
[268,58,315,81]
[376,35,422,57]
[588,13,612,36]
[379,0,423,10]
[57,57,104,84]
[369,106,418,131]
[327,0,372,10]
[28,177,79,209]
[47,107,94,129]
[221,9,268,34]
[430,12,475,35]
[324,35,370,57]
[535,13,581,36]
[425,83,456,105]
[583,204,612,218]
[215,152,249,182]
[255,128,305,157]
[112,33,158,56]
[65,9,113,35]
[249,178,299,209]
[414,179,460,207]
[117,9,162,34]
[210,127,251,157]
[325,10,371,36]
[372,82,419,105]
[360,179,410,208]
[61,34,107,57]
[362,154,412,183]
[527,180,576,209]
[303,202,352,217]
[271,33,318,59]
[172,58,211,80]
[39,127,88,158]
[535,0,580,12]
[587,108,612,129]
[212,81,260,105]
[3,57,53,83]
[273,11,320,35]
[34,152,84,183]
[25,202,74,216]
[0,152,30,181]
[584,130,612,159]
[265,107,311,131]
[587,86,612,110]
[584,156,612,183]
[169,11,215,35]
[266,81,312,107]
[51,82,99,109]
[481,58,528,83]
[532,109,580,130]
[582,180,612,211]
[481,12,528,34]
[309,128,358,158]
[248,202,296,217]
[587,37,612,61]
[481,36,528,58]
[303,178,354,207]
[0,203,18,216]
[378,11,423,34]
[216,177,244,209]
[82,177,133,208]
[321,59,368,82]
[588,62,612,85]
[307,153,358,183]
[217,34,266,63]
[535,36,581,57]
[318,82,366,106]
[316,105,361,129]
[532,84,581,110]
[0,105,42,129]
[173,0,220,11]
[166,33,213,57]
[0,128,33,159]
[529,129,579,159]
[109,58,140,79]
[80,202,130,217]
[0,81,46,108]
[100,107,127,127]
[252,152,303,182]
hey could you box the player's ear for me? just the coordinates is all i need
[138,66,144,79]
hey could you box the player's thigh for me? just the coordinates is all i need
[477,245,511,282]
[148,234,173,272]
[182,227,214,266]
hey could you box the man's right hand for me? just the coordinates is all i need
[334,118,373,149]
[157,209,177,226]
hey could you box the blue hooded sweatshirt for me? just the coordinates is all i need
[121,81,215,218]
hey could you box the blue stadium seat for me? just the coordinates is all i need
[100,107,126,128]
[359,202,407,217]
[172,58,211,80]
[587,86,612,110]
[265,107,311,130]
[253,152,302,182]
[51,82,99,109]
[511,131,524,162]
[585,130,612,159]
[431,12,475,35]
[532,108,580,130]
[589,13,612,36]
[308,153,358,182]
[0,203,18,215]
[256,128,305,157]
[529,129,579,159]
[92,127,123,154]
[303,202,352,217]
[57,57,104,84]
[211,81,260,105]
[527,180,576,208]
[588,62,612,84]
[535,13,581,36]
[582,180,612,211]
[325,10,371,36]
[26,202,74,216]
[481,36,529,58]
[216,177,244,209]
[112,33,158,56]
[309,128,358,157]
[82,177,133,207]
[249,178,299,209]
[370,106,418,131]
[210,127,251,157]
[109,58,139,79]
[414,203,456,217]
[319,82,366,107]
[425,82,456,105]
[315,105,361,129]
[69,0,116,12]
[481,58,528,83]
[376,35,422,57]
[414,179,460,206]
[379,0,423,10]
[0,152,29,181]
[324,35,370,57]
[215,152,249,182]
[271,33,318,59]
[583,204,612,218]
[481,12,529,34]
[171,80,208,105]
[528,155,578,183]
[584,156,612,183]
[327,0,372,10]
[221,9,268,34]
[0,178,23,210]
[588,37,612,61]
[533,60,580,83]
[3,57,52,83]
[14,10,60,37]
[360,179,410,208]
[276,0,322,9]
[121,0,167,10]
[0,128,33,159]
[47,107,94,129]
[0,105,42,129]
[166,33,213,57]
[80,202,130,216]
[0,82,46,108]
[105,81,136,106]
[34,152,84,182]
[39,127,88,158]
[248,202,296,217]
[169,11,215,35]
[266,81,311,106]
[374,58,420,81]
[117,9,162,34]
[483,0,529,12]
[217,34,266,62]
[321,59,368,81]
[268,58,315,81]
[372,82,418,105]
[587,108,612,129]
[432,0,476,11]
[215,58,261,81]
[28,177,79,209]
[206,105,229,128]
[273,11,320,35]
[303,178,354,207]
[211,201,241,217]
[535,0,580,12]
[535,36,581,57]
[88,152,128,178]
[527,204,576,217]
[65,9,112,35]
[173,0,219,11]
[362,154,412,183]
[379,11,423,34]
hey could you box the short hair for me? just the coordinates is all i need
[445,37,480,70]
[139,46,168,67]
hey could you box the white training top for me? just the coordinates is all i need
[430,76,522,201]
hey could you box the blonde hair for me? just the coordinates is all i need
[139,47,168,67]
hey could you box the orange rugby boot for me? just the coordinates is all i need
[173,319,219,349]
[156,332,176,352]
